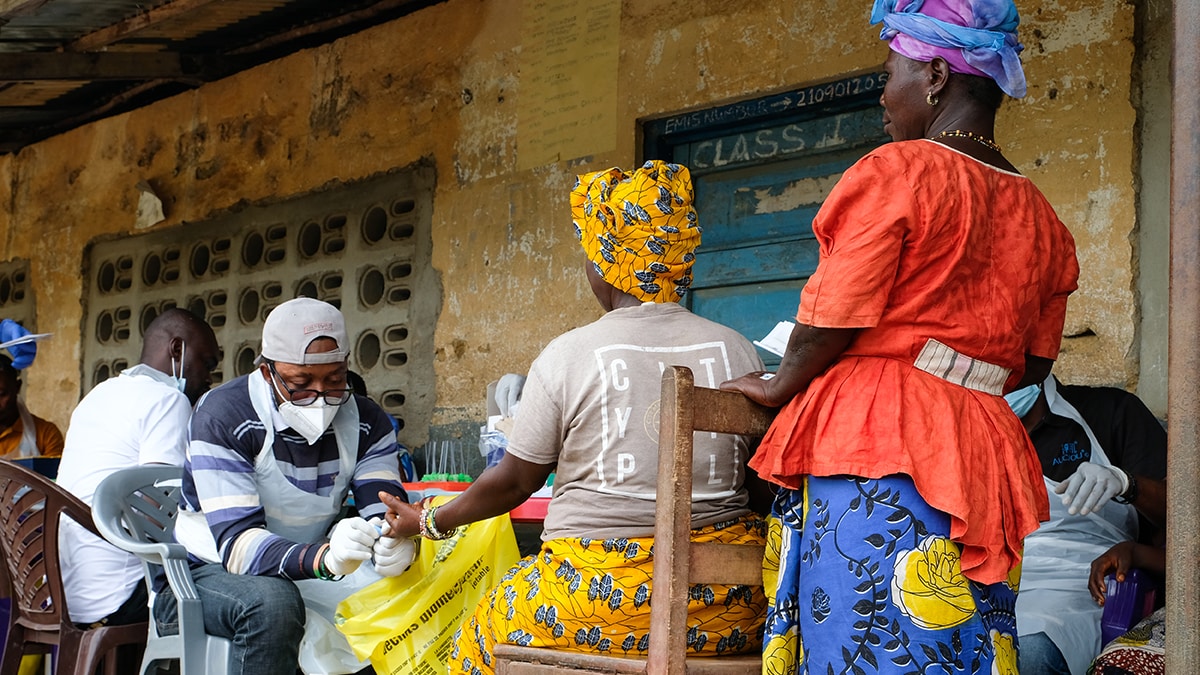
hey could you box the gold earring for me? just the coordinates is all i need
[926,91,939,106]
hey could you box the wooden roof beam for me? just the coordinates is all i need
[228,0,417,55]
[65,0,225,52]
[0,52,215,81]
[0,0,51,20]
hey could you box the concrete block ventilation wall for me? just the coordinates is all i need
[81,166,441,450]
[0,260,34,331]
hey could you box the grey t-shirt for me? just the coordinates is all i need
[506,302,764,541]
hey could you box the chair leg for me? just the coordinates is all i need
[61,631,97,675]
[0,627,26,675]
[69,632,134,675]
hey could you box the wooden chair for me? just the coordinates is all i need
[0,460,147,675]
[494,365,775,675]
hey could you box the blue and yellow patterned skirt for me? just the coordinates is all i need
[449,515,767,675]
[763,475,1021,675]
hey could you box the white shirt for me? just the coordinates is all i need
[57,365,193,624]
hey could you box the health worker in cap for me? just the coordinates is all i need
[720,1,1079,673]
[161,297,415,675]
[380,161,769,674]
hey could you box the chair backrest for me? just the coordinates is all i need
[0,459,94,635]
[91,464,185,573]
[646,366,774,675]
[92,464,231,675]
[493,367,775,675]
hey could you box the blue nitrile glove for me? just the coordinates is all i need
[0,319,36,369]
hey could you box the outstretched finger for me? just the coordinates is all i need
[1089,558,1115,603]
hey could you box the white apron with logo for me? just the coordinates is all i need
[1015,377,1138,675]
[177,373,380,674]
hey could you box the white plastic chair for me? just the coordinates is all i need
[91,465,231,675]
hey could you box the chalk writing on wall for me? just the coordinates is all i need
[659,73,888,137]
[518,0,620,170]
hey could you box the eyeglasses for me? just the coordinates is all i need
[267,362,353,406]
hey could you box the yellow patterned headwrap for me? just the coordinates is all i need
[571,160,701,303]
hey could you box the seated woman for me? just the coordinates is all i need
[381,160,768,675]
[1087,541,1166,675]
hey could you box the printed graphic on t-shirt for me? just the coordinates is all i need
[1044,436,1092,481]
[1052,440,1090,467]
[591,341,740,501]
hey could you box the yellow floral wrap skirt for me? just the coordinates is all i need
[763,475,1021,675]
[449,515,768,675]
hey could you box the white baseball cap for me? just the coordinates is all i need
[257,298,350,365]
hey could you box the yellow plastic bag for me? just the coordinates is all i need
[18,655,43,675]
[335,498,520,675]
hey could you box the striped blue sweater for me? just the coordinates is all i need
[180,373,407,580]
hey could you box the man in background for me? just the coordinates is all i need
[0,353,62,458]
[1006,375,1166,675]
[58,307,219,629]
[0,316,64,459]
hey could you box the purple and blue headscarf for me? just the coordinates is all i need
[871,0,1027,98]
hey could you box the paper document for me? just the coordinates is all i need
[753,321,795,357]
[0,332,51,351]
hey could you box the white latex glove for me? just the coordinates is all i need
[495,373,527,418]
[371,518,416,577]
[325,517,380,576]
[1053,461,1129,516]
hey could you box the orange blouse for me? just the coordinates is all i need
[750,140,1079,584]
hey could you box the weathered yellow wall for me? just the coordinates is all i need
[0,0,1146,433]
[1008,0,1139,387]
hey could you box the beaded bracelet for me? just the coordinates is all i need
[418,501,459,540]
[314,545,344,581]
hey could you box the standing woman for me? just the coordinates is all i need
[721,1,1079,673]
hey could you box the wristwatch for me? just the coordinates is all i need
[1113,469,1138,505]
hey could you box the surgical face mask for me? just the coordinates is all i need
[1004,383,1041,419]
[171,341,188,395]
[270,372,338,445]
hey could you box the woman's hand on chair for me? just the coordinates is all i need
[720,372,781,407]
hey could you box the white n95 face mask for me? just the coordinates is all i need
[279,398,338,445]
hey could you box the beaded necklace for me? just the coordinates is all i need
[931,129,1002,153]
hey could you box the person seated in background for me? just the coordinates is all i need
[493,372,526,420]
[57,308,218,630]
[0,355,63,458]
[161,297,414,675]
[1087,541,1166,675]
[346,369,368,398]
[1005,375,1167,675]
[381,160,769,675]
